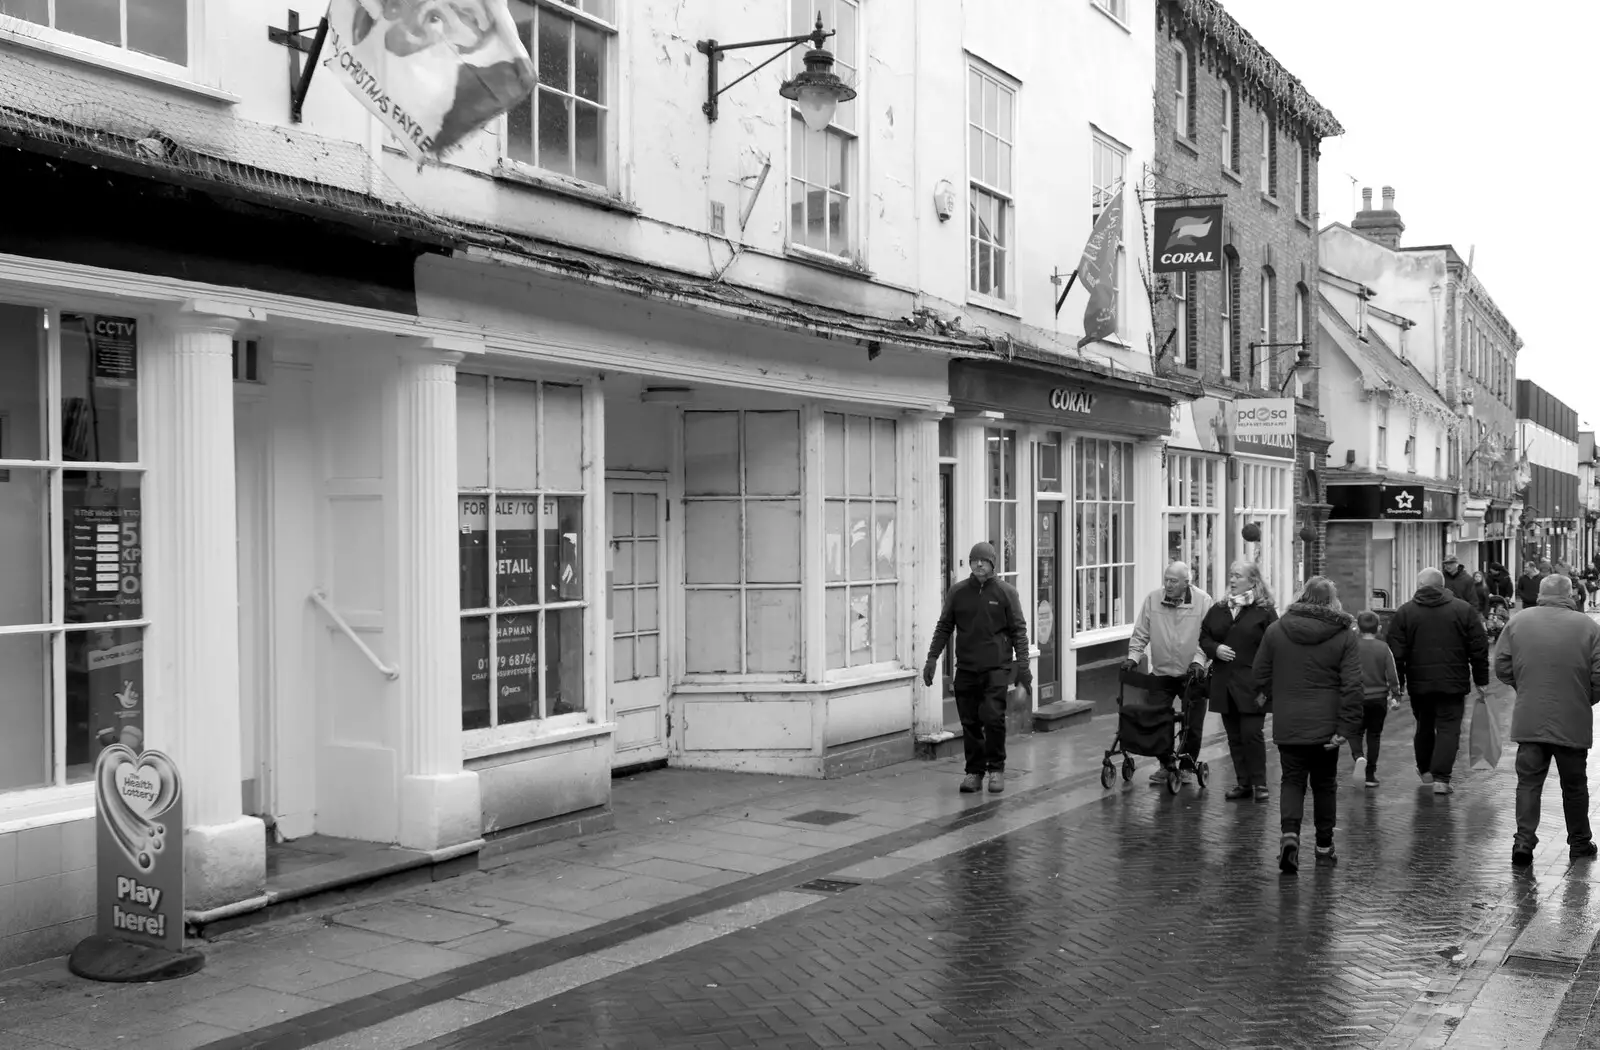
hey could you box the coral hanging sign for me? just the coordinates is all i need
[1152,205,1223,272]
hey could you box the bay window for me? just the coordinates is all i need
[824,414,899,669]
[0,305,146,794]
[457,376,588,732]
[1074,437,1134,632]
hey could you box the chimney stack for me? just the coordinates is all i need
[1352,183,1405,249]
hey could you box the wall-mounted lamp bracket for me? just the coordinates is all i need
[697,16,837,123]
[1050,267,1079,319]
[268,9,330,124]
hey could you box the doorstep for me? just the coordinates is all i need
[1033,699,1095,732]
[186,834,483,938]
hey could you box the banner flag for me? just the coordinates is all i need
[1077,188,1123,349]
[323,0,537,161]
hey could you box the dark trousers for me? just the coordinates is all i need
[954,669,1009,775]
[1221,710,1267,787]
[1151,676,1205,761]
[1349,700,1389,778]
[1515,742,1594,851]
[1278,744,1339,846]
[1410,693,1467,782]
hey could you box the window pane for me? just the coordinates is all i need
[1,469,48,626]
[847,587,871,660]
[496,496,537,606]
[747,589,801,673]
[847,501,871,580]
[63,471,141,625]
[636,586,658,632]
[493,379,539,490]
[612,637,634,682]
[636,540,659,584]
[829,191,849,255]
[127,0,186,63]
[537,88,572,175]
[72,624,142,779]
[609,492,632,540]
[825,500,846,583]
[57,0,120,47]
[872,584,897,664]
[0,632,51,791]
[497,614,538,724]
[636,634,659,678]
[873,504,896,579]
[1002,503,1016,574]
[684,502,740,584]
[543,496,584,601]
[633,493,658,538]
[545,607,585,715]
[542,383,584,490]
[461,617,491,730]
[613,588,634,634]
[457,375,489,488]
[538,7,572,88]
[60,314,139,463]
[825,586,846,669]
[0,304,44,459]
[574,104,605,186]
[747,500,801,583]
[745,411,801,496]
[574,22,605,101]
[969,69,982,124]
[685,590,740,673]
[824,413,846,498]
[459,495,490,608]
[684,412,739,495]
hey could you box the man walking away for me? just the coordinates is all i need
[1387,567,1490,795]
[1442,555,1476,606]
[1125,563,1211,784]
[923,542,1031,795]
[1495,574,1600,866]
[1516,561,1544,612]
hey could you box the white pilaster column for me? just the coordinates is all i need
[142,300,265,912]
[394,348,481,851]
[907,413,945,738]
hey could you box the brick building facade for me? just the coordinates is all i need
[1152,0,1342,601]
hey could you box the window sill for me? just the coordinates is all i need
[0,783,94,835]
[1069,623,1135,649]
[785,244,874,280]
[1260,193,1281,210]
[464,718,615,762]
[1173,134,1201,159]
[1221,167,1244,187]
[491,164,640,215]
[0,25,238,104]
[1296,215,1314,232]
[675,669,913,695]
[965,295,1022,320]
[1090,2,1133,33]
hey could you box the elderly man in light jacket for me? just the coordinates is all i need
[1495,573,1600,867]
[1125,562,1211,784]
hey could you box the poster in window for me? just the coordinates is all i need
[459,496,489,609]
[496,614,536,724]
[88,316,139,389]
[544,497,583,602]
[460,617,491,731]
[87,630,144,759]
[64,485,142,623]
[849,591,871,655]
[496,497,537,606]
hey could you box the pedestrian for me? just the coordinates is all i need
[1469,571,1491,617]
[1488,563,1515,603]
[1349,610,1401,787]
[1253,576,1364,872]
[1441,554,1476,605]
[1386,567,1491,796]
[1125,562,1211,785]
[1516,560,1544,612]
[922,542,1031,795]
[1495,573,1600,867]
[1199,560,1278,803]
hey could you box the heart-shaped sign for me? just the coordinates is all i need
[95,744,180,871]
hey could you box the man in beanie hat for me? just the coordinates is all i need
[923,542,1031,794]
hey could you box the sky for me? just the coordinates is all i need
[1214,0,1596,428]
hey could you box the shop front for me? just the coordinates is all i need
[1325,481,1457,612]
[945,359,1181,718]
[1230,423,1297,610]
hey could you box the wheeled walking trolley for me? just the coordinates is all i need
[1100,667,1209,794]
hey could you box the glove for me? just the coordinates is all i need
[1121,658,1139,672]
[1188,662,1206,681]
[1017,669,1034,691]
[922,660,937,688]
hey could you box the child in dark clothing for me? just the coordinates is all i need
[1350,611,1401,787]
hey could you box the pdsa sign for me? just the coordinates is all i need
[1152,205,1223,272]
[94,743,184,952]
[1230,398,1295,438]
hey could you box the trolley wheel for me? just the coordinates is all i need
[1166,769,1181,795]
[1100,763,1115,789]
[1121,760,1135,782]
[1195,760,1210,790]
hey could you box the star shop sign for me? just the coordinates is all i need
[1382,485,1425,520]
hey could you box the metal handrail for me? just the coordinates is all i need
[309,589,399,680]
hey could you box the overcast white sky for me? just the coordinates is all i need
[1216,0,1595,428]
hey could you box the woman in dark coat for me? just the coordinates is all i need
[1469,571,1491,617]
[1254,576,1364,874]
[1199,560,1278,803]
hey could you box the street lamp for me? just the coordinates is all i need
[1246,342,1316,395]
[696,15,857,130]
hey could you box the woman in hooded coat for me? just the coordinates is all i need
[1253,576,1365,874]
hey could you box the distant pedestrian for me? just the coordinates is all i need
[923,542,1031,795]
[1199,560,1278,803]
[1487,563,1515,603]
[1254,576,1363,873]
[1386,567,1490,796]
[1125,562,1211,785]
[1349,611,1401,788]
[1516,561,1545,611]
[1468,571,1491,617]
[1441,555,1476,605]
[1494,573,1600,867]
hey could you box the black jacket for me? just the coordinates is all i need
[1199,600,1278,715]
[1487,569,1515,600]
[1253,603,1364,746]
[1442,566,1477,607]
[1517,572,1545,608]
[926,574,1029,677]
[1387,585,1490,695]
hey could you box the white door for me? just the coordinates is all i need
[607,480,668,765]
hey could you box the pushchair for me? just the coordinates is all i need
[1485,596,1509,644]
[1100,666,1209,794]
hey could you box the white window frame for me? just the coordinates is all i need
[1073,436,1136,633]
[0,306,149,811]
[500,0,619,191]
[1296,142,1311,218]
[457,375,592,744]
[1235,457,1293,609]
[0,0,202,84]
[1221,80,1238,172]
[823,413,901,674]
[1376,402,1389,469]
[967,59,1018,304]
[1173,44,1190,139]
[1091,131,1128,224]
[1165,451,1224,599]
[1259,112,1277,197]
[984,427,1020,587]
[1257,270,1276,389]
[1093,0,1128,24]
[790,0,862,262]
[1407,412,1419,473]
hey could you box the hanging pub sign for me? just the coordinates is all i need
[1152,205,1224,272]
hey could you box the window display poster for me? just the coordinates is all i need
[88,635,144,759]
[93,742,184,954]
[496,615,536,724]
[461,617,490,730]
[65,487,142,622]
[459,497,488,609]
[88,316,138,389]
[497,498,538,606]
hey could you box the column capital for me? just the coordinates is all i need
[396,334,484,366]
[169,298,264,336]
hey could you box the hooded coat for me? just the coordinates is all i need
[925,542,1029,678]
[1442,563,1477,605]
[1252,602,1364,746]
[1386,585,1489,696]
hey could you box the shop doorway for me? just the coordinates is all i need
[607,480,668,766]
[1035,505,1061,703]
[1371,538,1395,609]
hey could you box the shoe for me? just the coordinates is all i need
[1315,843,1337,864]
[959,773,983,793]
[987,772,1005,794]
[1365,778,1380,788]
[1572,842,1599,860]
[1433,781,1454,795]
[1225,786,1252,801]
[1420,772,1435,784]
[1512,849,1534,868]
[1254,786,1271,803]
[1352,756,1367,783]
[1279,834,1300,874]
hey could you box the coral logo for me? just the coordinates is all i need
[1163,215,1214,250]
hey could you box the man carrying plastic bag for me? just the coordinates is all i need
[1493,574,1600,867]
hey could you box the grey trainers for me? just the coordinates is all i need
[1433,781,1454,796]
[959,773,983,793]
[987,772,1005,793]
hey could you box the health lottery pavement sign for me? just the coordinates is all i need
[68,744,204,982]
